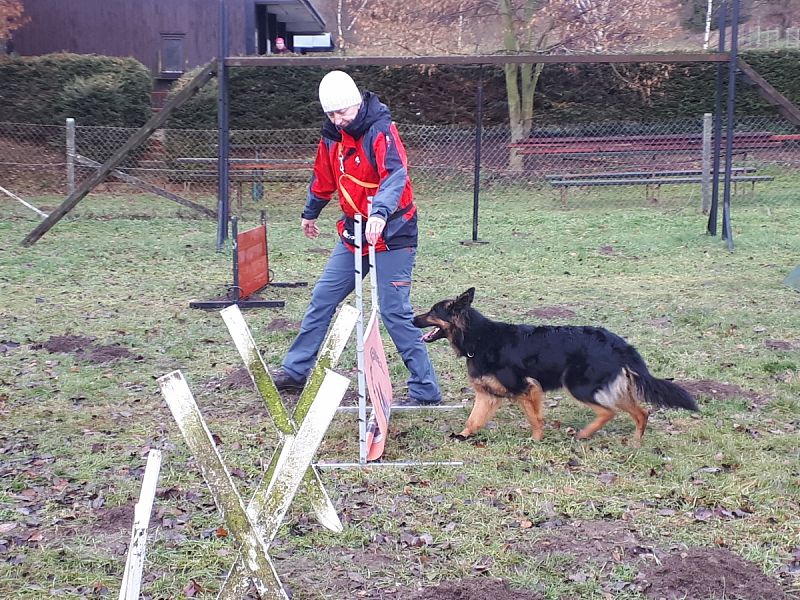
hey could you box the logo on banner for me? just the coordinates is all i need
[364,310,392,460]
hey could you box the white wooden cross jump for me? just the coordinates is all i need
[158,304,357,599]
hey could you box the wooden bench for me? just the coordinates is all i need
[547,169,774,206]
[509,132,795,156]
[170,158,313,198]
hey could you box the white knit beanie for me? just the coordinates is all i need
[318,70,362,113]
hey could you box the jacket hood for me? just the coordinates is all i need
[321,92,392,142]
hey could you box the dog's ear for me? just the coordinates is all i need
[451,287,475,313]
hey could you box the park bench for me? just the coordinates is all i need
[509,132,796,156]
[546,168,774,206]
[172,157,313,201]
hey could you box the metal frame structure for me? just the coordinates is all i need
[22,0,770,250]
[215,0,749,251]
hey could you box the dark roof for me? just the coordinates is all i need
[263,0,325,32]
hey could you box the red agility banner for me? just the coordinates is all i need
[363,309,392,461]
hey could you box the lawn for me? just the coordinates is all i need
[1,183,798,599]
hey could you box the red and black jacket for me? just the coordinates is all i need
[302,92,418,254]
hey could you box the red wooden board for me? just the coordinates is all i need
[237,225,269,299]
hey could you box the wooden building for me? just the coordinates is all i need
[12,0,328,100]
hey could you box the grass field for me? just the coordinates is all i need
[1,183,798,599]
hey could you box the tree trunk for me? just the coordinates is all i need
[505,62,544,171]
[499,0,545,171]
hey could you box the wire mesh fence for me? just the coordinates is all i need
[738,25,800,50]
[1,115,798,215]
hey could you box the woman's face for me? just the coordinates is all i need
[326,103,361,129]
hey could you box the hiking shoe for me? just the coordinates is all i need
[393,396,442,407]
[272,367,306,391]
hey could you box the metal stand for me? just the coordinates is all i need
[352,204,463,468]
[462,66,488,246]
[191,214,306,310]
[354,214,368,463]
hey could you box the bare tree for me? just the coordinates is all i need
[335,0,681,165]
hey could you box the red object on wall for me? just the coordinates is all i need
[237,224,269,299]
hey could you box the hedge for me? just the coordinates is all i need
[0,53,152,127]
[1,49,797,131]
[167,50,800,129]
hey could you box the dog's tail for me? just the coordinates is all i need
[632,370,698,412]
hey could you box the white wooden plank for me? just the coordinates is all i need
[119,449,162,600]
[0,185,48,218]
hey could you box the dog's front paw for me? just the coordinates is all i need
[450,431,471,441]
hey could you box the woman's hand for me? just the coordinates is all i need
[302,218,320,239]
[365,216,386,246]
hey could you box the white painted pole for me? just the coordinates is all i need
[119,449,162,600]
[0,185,48,219]
[702,112,713,214]
[66,118,76,195]
[703,0,714,50]
[354,215,367,464]
[367,198,378,313]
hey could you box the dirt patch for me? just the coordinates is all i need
[523,519,663,564]
[91,504,135,537]
[278,552,544,600]
[678,379,767,404]
[81,344,137,364]
[33,335,96,354]
[598,245,616,255]
[216,366,256,391]
[516,520,791,600]
[32,335,139,365]
[266,318,299,332]
[527,306,577,320]
[764,339,797,351]
[411,578,544,600]
[640,548,790,600]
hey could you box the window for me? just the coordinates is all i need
[159,34,185,76]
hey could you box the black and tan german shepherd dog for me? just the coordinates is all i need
[413,288,698,443]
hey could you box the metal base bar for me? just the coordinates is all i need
[336,404,464,413]
[189,299,285,309]
[315,461,464,469]
[268,281,308,288]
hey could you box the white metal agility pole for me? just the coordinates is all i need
[342,204,462,469]
[0,185,49,219]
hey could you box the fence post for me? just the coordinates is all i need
[701,113,712,214]
[66,118,76,195]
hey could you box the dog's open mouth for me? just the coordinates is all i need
[420,326,443,343]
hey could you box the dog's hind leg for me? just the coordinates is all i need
[458,390,501,438]
[517,378,546,441]
[618,370,649,444]
[576,403,616,440]
[567,370,624,441]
